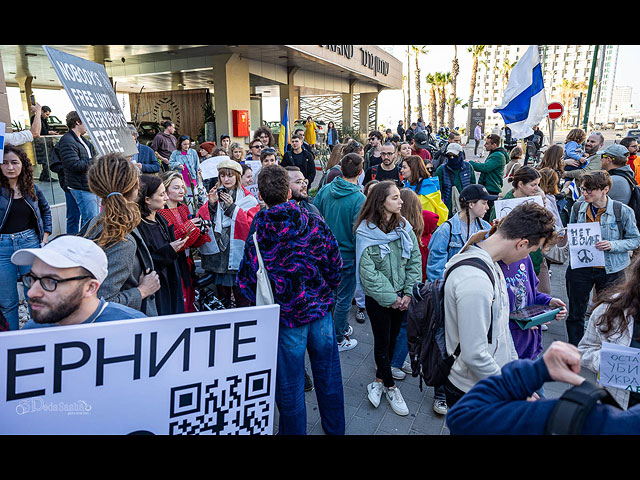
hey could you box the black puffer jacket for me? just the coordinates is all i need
[57,130,97,191]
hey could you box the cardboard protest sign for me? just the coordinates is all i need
[494,195,544,220]
[567,222,605,269]
[43,46,137,157]
[599,342,640,393]
[0,305,280,435]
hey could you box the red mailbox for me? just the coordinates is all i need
[232,110,250,137]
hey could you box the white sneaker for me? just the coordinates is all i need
[391,367,406,381]
[337,335,358,352]
[345,324,353,337]
[433,399,448,415]
[367,381,384,408]
[385,386,409,416]
[401,360,413,375]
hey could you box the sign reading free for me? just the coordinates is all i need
[43,46,137,157]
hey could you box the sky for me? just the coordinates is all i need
[7,44,640,130]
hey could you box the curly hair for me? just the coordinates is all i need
[565,128,586,144]
[0,144,36,200]
[85,152,141,248]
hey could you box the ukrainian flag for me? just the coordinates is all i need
[278,99,290,157]
[405,177,449,226]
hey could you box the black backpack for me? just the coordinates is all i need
[407,257,495,391]
[545,381,621,434]
[609,169,640,226]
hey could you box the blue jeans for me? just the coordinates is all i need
[69,188,100,229]
[64,190,82,235]
[0,229,40,330]
[391,314,409,369]
[276,311,345,435]
[333,259,357,342]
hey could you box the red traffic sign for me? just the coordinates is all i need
[548,102,564,120]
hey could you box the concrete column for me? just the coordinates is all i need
[279,67,299,124]
[359,92,378,138]
[211,53,250,145]
[15,75,35,161]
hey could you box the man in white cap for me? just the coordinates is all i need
[12,235,147,329]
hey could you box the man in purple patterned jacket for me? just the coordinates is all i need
[237,165,345,435]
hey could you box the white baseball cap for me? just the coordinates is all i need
[446,143,464,156]
[11,235,108,284]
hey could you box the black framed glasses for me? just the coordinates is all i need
[579,186,600,194]
[22,273,93,292]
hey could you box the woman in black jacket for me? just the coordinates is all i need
[136,174,188,315]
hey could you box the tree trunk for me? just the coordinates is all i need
[448,45,458,130]
[466,57,479,140]
[406,46,411,126]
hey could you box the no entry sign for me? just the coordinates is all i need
[548,102,564,120]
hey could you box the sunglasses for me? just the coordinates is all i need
[251,144,263,149]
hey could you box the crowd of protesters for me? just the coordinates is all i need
[3,107,640,435]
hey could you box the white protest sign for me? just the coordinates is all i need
[200,155,230,180]
[0,305,280,435]
[494,195,544,220]
[43,46,137,157]
[245,160,262,198]
[0,122,5,164]
[567,222,605,269]
[599,342,640,393]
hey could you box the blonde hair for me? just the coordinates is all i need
[86,153,141,248]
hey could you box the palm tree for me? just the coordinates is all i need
[426,73,438,130]
[500,58,518,90]
[412,45,428,124]
[406,45,412,126]
[466,45,486,140]
[437,72,451,129]
[448,45,459,130]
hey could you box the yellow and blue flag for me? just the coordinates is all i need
[278,99,290,157]
[405,177,449,226]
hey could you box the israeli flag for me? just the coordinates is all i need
[566,180,580,201]
[493,45,547,139]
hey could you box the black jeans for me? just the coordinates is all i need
[365,295,405,389]
[565,266,625,346]
[443,378,466,408]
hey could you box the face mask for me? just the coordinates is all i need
[447,155,463,170]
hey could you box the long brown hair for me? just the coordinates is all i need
[539,144,565,174]
[402,155,430,184]
[400,188,424,246]
[538,167,559,196]
[593,255,640,338]
[327,143,345,169]
[355,180,405,234]
[1,144,36,200]
[86,153,141,248]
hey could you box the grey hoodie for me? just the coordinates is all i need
[609,165,635,205]
[443,244,518,393]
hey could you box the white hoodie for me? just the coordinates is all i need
[443,244,518,393]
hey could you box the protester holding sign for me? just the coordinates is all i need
[0,145,52,330]
[197,159,259,309]
[82,153,160,317]
[578,255,640,410]
[14,235,146,329]
[565,170,640,346]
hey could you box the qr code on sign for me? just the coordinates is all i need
[169,370,272,435]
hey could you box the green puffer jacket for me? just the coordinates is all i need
[358,230,423,308]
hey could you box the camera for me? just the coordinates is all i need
[216,186,229,197]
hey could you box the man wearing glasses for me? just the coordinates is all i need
[362,142,402,187]
[565,170,640,346]
[12,236,146,329]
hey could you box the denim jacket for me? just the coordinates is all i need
[570,198,640,274]
[426,213,491,281]
[0,186,52,242]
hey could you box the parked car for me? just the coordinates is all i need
[625,129,640,141]
[604,122,616,130]
[45,115,68,134]
[132,121,180,146]
[615,122,625,131]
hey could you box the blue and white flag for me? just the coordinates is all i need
[493,45,547,140]
[566,180,580,201]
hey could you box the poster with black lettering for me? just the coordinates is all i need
[567,222,606,269]
[42,46,137,157]
[0,305,280,434]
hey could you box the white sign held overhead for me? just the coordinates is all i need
[0,305,280,435]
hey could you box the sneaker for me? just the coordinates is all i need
[367,381,384,408]
[355,307,366,324]
[345,324,353,337]
[401,360,413,375]
[433,399,448,415]
[386,386,409,416]
[337,335,358,352]
[391,367,406,381]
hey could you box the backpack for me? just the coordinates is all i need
[544,380,621,435]
[609,169,640,226]
[571,199,625,236]
[406,257,496,391]
[48,143,63,174]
